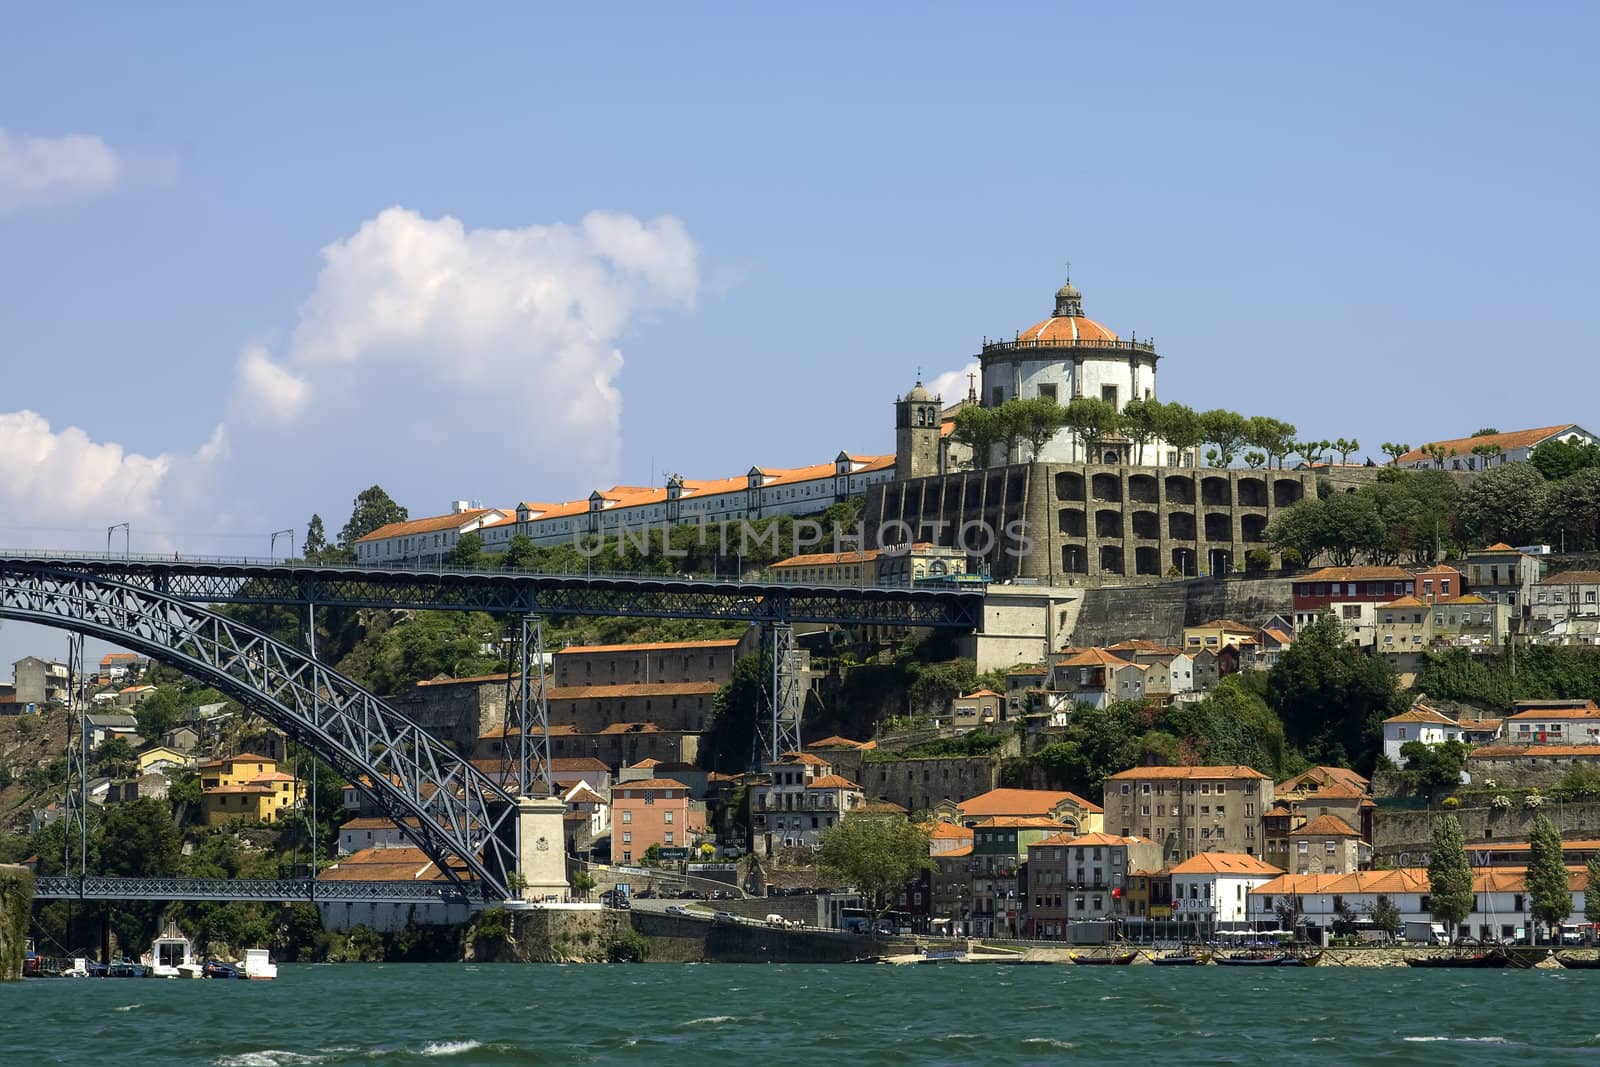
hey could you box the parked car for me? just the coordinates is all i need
[677,889,701,900]
[713,911,738,924]
[709,889,735,900]
[634,889,657,900]
[665,905,689,916]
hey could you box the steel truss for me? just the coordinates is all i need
[0,565,519,899]
[0,552,982,628]
[762,623,803,762]
[32,875,481,903]
[498,615,552,798]
[63,632,89,879]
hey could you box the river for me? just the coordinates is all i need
[5,963,1600,1064]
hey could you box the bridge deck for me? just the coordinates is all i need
[0,551,983,627]
[32,875,483,904]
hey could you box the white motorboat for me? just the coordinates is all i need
[147,922,194,979]
[240,947,277,980]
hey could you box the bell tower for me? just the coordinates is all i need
[895,380,941,480]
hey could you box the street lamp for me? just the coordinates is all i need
[106,523,130,556]
[271,529,295,561]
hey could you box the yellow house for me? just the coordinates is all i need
[200,752,303,826]
[136,745,194,775]
[1182,619,1258,653]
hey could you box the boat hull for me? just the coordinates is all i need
[1555,955,1600,970]
[1069,952,1139,966]
[1403,954,1510,968]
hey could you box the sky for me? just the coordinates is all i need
[2,2,1598,669]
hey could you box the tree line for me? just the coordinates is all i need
[950,397,1359,470]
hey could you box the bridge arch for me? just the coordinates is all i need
[0,565,517,899]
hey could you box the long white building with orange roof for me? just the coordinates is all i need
[354,451,895,565]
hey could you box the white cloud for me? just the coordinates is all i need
[928,361,979,405]
[0,130,123,212]
[231,344,309,425]
[236,206,700,497]
[0,411,226,540]
[0,205,699,556]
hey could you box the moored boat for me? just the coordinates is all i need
[241,947,277,980]
[1068,951,1139,965]
[146,922,194,979]
[1403,950,1510,969]
[1152,951,1211,966]
[1216,951,1308,967]
[1554,954,1600,970]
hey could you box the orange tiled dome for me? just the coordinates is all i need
[1013,278,1119,344]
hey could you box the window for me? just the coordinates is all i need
[1101,385,1119,408]
[1297,841,1309,854]
[664,810,674,824]
[1325,841,1336,855]
[622,831,632,844]
[664,832,674,844]
[1038,383,1058,402]
[622,810,632,824]
[1120,783,1131,795]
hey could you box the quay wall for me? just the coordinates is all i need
[1371,801,1600,865]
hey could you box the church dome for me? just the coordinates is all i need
[905,380,933,401]
[1014,278,1118,345]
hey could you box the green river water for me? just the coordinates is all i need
[4,962,1599,1065]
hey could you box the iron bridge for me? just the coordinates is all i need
[32,875,482,904]
[0,550,984,628]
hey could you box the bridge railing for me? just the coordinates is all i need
[32,875,484,903]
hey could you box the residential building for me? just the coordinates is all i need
[315,847,474,931]
[950,787,1104,834]
[1103,765,1274,862]
[1047,647,1147,707]
[1375,594,1506,683]
[1286,815,1369,875]
[85,713,139,747]
[552,635,752,687]
[1002,664,1048,719]
[1027,832,1162,937]
[1244,626,1294,671]
[338,816,422,856]
[1395,424,1599,472]
[1532,570,1600,625]
[968,816,1074,937]
[944,689,1003,731]
[1291,566,1415,643]
[1102,641,1196,700]
[1462,544,1545,623]
[1383,705,1466,766]
[610,777,701,865]
[749,751,865,852]
[1502,699,1600,745]
[1468,744,1600,789]
[106,773,169,804]
[199,752,304,826]
[136,745,194,776]
[11,657,71,707]
[931,845,976,936]
[958,585,1081,673]
[1168,852,1283,932]
[850,753,1003,815]
[1273,766,1372,843]
[1182,620,1257,654]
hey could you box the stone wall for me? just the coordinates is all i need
[1068,575,1296,648]
[829,752,1003,812]
[1371,800,1600,865]
[629,910,903,963]
[0,864,32,981]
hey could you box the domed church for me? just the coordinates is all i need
[978,277,1172,465]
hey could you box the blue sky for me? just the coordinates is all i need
[2,2,1597,667]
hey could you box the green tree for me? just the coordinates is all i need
[1532,437,1600,481]
[1008,396,1065,461]
[570,869,596,899]
[1457,463,1547,547]
[994,402,1028,465]
[1121,398,1162,465]
[338,485,409,547]
[700,653,767,771]
[1382,442,1411,466]
[815,813,935,919]
[1543,468,1600,552]
[501,533,539,570]
[1156,401,1205,467]
[1369,897,1403,938]
[302,514,330,560]
[951,405,1000,469]
[1199,409,1249,467]
[1246,416,1297,469]
[1526,814,1571,944]
[908,660,978,717]
[448,532,484,568]
[101,797,181,877]
[1333,437,1360,466]
[1266,612,1399,770]
[133,685,187,742]
[1469,442,1502,469]
[1398,739,1468,791]
[1064,397,1123,463]
[1426,813,1474,942]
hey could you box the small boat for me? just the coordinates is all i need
[146,923,194,979]
[1556,954,1600,970]
[1216,951,1308,967]
[1403,950,1510,969]
[176,962,206,980]
[1151,951,1211,966]
[240,947,277,980]
[107,959,149,978]
[1068,951,1139,965]
[202,959,245,979]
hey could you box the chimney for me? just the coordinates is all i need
[451,500,470,514]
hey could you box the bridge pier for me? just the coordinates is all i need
[513,796,569,902]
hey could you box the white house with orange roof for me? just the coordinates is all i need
[948,787,1104,834]
[351,502,512,565]
[945,688,1003,731]
[1383,705,1465,766]
[1168,852,1283,931]
[1395,424,1597,472]
[1047,647,1147,707]
[1502,699,1600,745]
